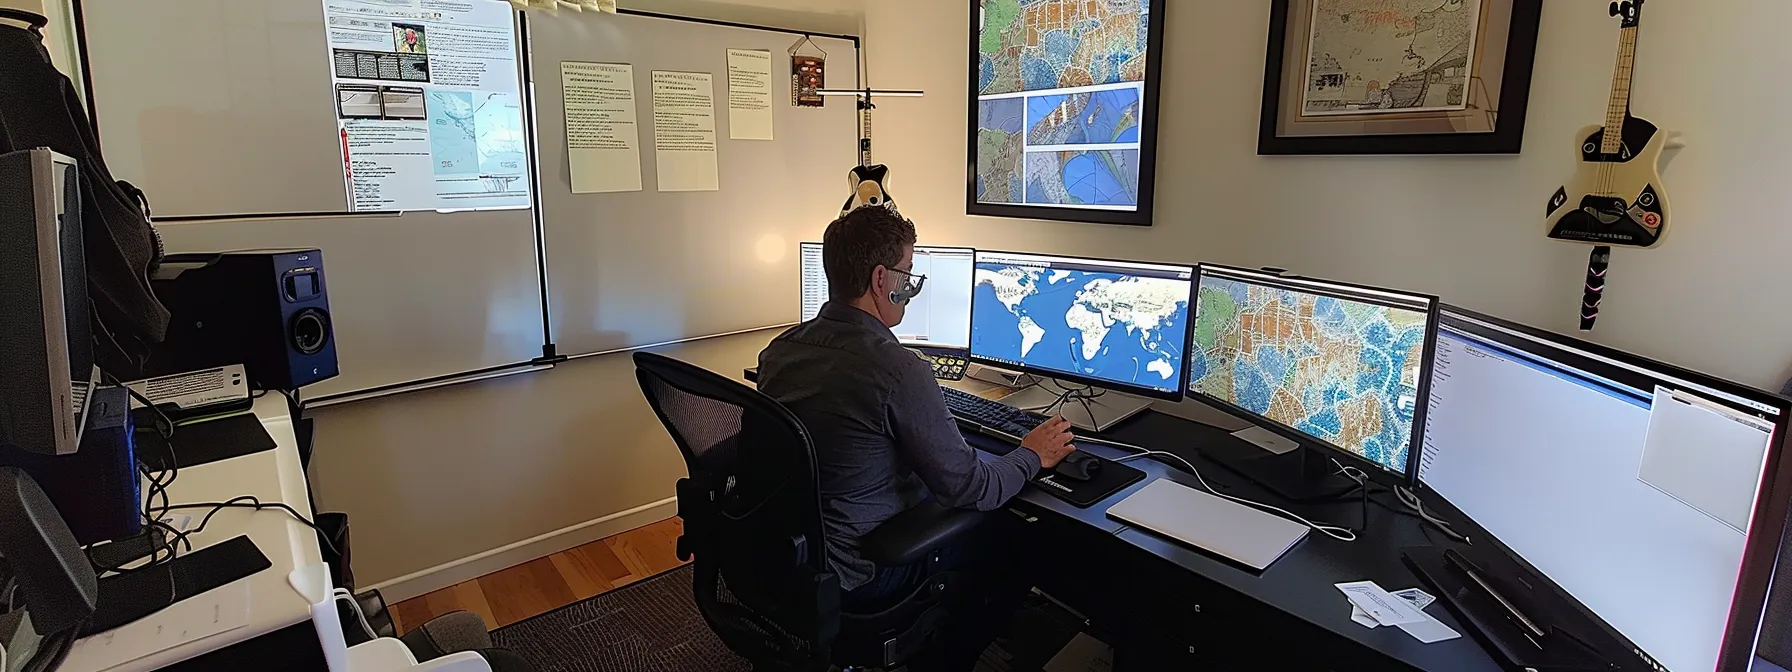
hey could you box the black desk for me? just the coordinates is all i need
[971,410,1504,672]
[744,365,1501,669]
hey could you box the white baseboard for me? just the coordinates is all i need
[365,497,678,603]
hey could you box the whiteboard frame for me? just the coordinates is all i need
[69,2,861,405]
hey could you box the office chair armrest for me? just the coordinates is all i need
[860,501,990,567]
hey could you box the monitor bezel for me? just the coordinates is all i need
[962,0,1168,227]
[799,242,980,350]
[1185,264,1442,480]
[967,249,1196,402]
[1413,305,1792,672]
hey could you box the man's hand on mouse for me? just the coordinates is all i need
[1021,416,1076,469]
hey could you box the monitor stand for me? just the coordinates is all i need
[998,382,1153,433]
[1199,428,1360,503]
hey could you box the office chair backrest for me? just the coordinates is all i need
[633,352,839,669]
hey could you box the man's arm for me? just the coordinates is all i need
[886,357,1041,511]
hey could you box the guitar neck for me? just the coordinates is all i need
[1601,25,1640,153]
[859,101,873,167]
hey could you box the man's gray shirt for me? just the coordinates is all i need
[756,302,1041,590]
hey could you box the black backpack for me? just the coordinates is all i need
[0,14,169,376]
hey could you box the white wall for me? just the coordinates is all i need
[864,0,1792,391]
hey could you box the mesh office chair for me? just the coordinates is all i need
[633,352,988,671]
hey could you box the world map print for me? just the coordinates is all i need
[1302,0,1481,116]
[1189,277,1430,472]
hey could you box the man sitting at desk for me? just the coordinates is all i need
[757,206,1076,670]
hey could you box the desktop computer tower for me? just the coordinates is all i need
[147,250,339,391]
[0,148,93,456]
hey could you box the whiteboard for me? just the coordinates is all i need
[154,211,546,399]
[529,12,859,357]
[82,0,349,218]
[80,0,549,399]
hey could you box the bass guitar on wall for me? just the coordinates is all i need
[1545,0,1678,329]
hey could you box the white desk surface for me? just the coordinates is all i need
[64,394,325,671]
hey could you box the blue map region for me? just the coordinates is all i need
[978,0,1149,96]
[972,265,1189,394]
[976,98,1026,203]
[1188,277,1430,472]
[1026,150,1138,206]
[426,90,477,177]
[1025,89,1140,145]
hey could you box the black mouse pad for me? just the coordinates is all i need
[84,535,273,635]
[136,413,277,471]
[1035,456,1146,508]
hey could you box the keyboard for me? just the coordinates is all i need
[942,387,1042,439]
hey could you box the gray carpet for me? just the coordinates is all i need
[492,564,1085,671]
[492,565,748,672]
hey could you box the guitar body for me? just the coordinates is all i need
[842,163,895,216]
[1545,118,1670,249]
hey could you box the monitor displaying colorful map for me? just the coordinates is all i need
[973,0,1157,217]
[971,251,1193,396]
[1189,272,1434,473]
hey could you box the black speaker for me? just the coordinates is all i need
[147,250,339,390]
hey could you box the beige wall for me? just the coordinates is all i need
[311,329,779,592]
[617,0,860,36]
[865,0,1792,391]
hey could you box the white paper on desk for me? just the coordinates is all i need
[63,582,251,671]
[1336,581,1426,626]
[1396,613,1461,644]
[1351,588,1437,629]
[1350,606,1381,628]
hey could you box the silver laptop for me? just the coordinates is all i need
[1107,479,1309,571]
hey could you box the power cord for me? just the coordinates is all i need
[157,496,340,559]
[1111,449,1359,542]
[1392,484,1468,543]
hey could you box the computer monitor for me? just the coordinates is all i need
[798,242,975,350]
[1186,265,1438,494]
[0,148,93,456]
[968,250,1194,403]
[1416,307,1792,672]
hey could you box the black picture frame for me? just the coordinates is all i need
[1258,0,1543,156]
[964,0,1167,227]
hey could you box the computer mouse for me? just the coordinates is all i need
[1054,452,1102,482]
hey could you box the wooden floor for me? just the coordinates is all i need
[388,517,688,633]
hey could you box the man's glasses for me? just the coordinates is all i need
[889,267,927,305]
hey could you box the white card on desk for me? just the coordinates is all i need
[62,581,251,671]
[1336,581,1426,626]
[1396,613,1461,644]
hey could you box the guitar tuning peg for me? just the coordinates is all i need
[1609,1,1621,16]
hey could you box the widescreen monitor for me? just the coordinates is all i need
[1187,265,1438,476]
[1417,307,1792,672]
[799,242,975,350]
[968,250,1194,400]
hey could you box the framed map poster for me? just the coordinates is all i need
[1259,0,1542,155]
[967,0,1167,227]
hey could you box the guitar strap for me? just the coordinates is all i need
[1579,246,1612,331]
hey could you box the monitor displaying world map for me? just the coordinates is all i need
[970,251,1194,397]
[1188,269,1436,473]
[972,0,1161,223]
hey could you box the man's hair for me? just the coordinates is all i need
[822,207,917,302]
